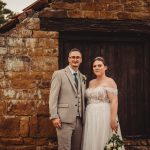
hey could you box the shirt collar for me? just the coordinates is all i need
[68,65,78,75]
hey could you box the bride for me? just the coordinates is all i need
[82,57,125,150]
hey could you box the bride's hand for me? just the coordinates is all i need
[110,119,118,133]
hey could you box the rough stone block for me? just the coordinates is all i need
[0,71,4,79]
[43,48,58,57]
[11,79,36,89]
[0,37,5,46]
[20,117,30,137]
[83,11,99,19]
[0,79,11,88]
[8,47,28,55]
[0,117,20,137]
[26,18,40,30]
[39,89,50,102]
[37,116,56,137]
[37,99,49,116]
[51,2,80,10]
[0,137,23,145]
[7,100,36,115]
[31,56,58,71]
[4,56,30,71]
[0,47,7,54]
[39,9,67,18]
[6,146,36,150]
[0,101,6,115]
[7,38,24,47]
[3,89,16,99]
[33,31,51,38]
[23,138,36,145]
[38,38,58,49]
[9,28,32,38]
[67,10,83,18]
[25,38,39,48]
[36,138,49,146]
[29,115,38,137]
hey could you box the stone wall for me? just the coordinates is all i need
[39,0,150,20]
[0,0,150,149]
[0,16,58,150]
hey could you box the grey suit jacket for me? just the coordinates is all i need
[49,66,86,123]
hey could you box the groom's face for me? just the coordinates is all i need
[68,51,82,69]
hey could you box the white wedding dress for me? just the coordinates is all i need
[82,86,125,150]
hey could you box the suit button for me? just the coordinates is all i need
[75,104,77,106]
[75,96,78,98]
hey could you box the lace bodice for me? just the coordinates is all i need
[86,86,118,104]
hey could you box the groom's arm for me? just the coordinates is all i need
[49,70,61,120]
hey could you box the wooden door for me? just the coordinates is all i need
[59,31,150,138]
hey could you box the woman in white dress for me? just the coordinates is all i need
[82,57,125,150]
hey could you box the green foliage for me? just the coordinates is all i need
[0,0,15,27]
[104,133,124,150]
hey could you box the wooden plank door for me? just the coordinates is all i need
[59,31,150,138]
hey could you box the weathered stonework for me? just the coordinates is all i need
[0,0,150,149]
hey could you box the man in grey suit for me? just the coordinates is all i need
[49,48,86,150]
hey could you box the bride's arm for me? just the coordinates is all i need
[106,79,118,132]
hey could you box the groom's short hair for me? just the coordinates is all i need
[68,48,82,57]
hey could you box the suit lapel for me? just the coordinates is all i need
[64,66,77,93]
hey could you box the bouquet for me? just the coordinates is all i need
[104,131,124,150]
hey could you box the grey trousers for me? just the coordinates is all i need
[56,117,82,150]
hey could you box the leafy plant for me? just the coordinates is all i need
[104,132,124,150]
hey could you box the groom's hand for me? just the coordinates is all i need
[52,118,62,128]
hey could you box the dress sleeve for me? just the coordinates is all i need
[105,87,118,95]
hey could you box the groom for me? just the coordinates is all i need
[49,48,86,150]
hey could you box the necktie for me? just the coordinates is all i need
[73,73,78,89]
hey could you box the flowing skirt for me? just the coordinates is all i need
[82,102,125,150]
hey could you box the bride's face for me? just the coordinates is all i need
[93,60,107,76]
